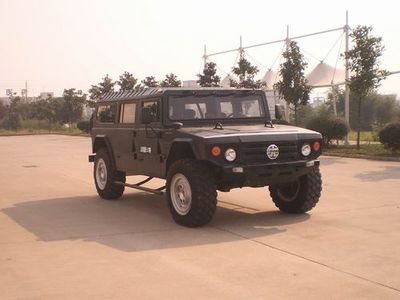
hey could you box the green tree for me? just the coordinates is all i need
[160,73,182,87]
[62,88,87,124]
[274,41,312,125]
[335,91,399,131]
[0,100,7,120]
[3,97,22,130]
[307,113,348,145]
[296,104,315,127]
[141,76,159,88]
[343,25,388,149]
[230,57,265,89]
[89,74,116,99]
[375,95,398,126]
[118,71,138,91]
[197,62,221,87]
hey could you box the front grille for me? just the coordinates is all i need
[241,141,298,163]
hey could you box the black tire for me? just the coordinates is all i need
[166,159,217,227]
[94,148,125,200]
[269,168,322,213]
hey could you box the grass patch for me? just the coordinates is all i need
[348,131,377,142]
[324,144,400,160]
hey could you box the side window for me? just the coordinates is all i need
[120,103,137,123]
[143,101,160,122]
[97,104,117,123]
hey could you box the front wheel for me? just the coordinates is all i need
[166,159,217,227]
[269,168,322,213]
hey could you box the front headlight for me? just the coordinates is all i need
[301,143,311,156]
[224,148,237,162]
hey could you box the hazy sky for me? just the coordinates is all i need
[1,0,399,98]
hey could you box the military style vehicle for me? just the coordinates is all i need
[89,88,322,227]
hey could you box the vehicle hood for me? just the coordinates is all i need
[178,124,321,142]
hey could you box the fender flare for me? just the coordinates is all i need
[164,138,202,176]
[92,135,116,169]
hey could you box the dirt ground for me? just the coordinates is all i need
[1,135,399,299]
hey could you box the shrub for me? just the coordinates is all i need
[307,116,348,145]
[77,120,90,133]
[379,122,400,151]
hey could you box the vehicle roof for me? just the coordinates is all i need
[98,87,262,102]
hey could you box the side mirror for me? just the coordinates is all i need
[141,107,154,124]
[275,104,284,120]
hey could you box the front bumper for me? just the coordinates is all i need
[217,160,320,190]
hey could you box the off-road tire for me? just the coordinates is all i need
[166,159,217,227]
[269,168,322,213]
[94,148,125,200]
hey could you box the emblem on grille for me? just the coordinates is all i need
[266,144,279,160]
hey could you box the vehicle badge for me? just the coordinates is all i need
[266,144,279,160]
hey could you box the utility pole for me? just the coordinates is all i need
[239,35,244,59]
[331,83,338,116]
[344,10,350,145]
[286,25,290,50]
[203,44,207,68]
[25,80,28,101]
[284,25,290,120]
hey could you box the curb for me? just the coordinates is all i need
[0,133,89,137]
[323,153,400,162]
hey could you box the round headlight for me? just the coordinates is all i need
[301,143,311,156]
[224,148,237,162]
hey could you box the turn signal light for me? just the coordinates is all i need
[211,146,222,157]
[313,141,321,152]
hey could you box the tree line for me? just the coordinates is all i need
[0,89,87,130]
[1,24,396,145]
[88,72,182,100]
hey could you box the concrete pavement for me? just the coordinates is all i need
[0,135,399,299]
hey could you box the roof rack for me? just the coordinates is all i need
[98,87,258,102]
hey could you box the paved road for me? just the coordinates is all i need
[1,135,399,299]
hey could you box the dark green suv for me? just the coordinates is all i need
[89,88,323,227]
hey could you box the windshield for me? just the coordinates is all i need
[168,94,266,121]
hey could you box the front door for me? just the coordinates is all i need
[135,100,163,177]
[114,101,140,174]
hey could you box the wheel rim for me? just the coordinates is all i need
[170,173,192,216]
[277,180,300,202]
[95,158,107,190]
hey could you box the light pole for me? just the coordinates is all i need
[344,11,350,145]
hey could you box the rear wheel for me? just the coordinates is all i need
[269,168,322,213]
[94,148,125,199]
[166,159,217,227]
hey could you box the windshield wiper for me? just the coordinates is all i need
[264,120,274,128]
[214,121,224,130]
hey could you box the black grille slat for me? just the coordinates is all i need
[241,141,298,163]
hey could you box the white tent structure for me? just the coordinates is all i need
[306,62,345,87]
[220,75,237,88]
[262,69,281,90]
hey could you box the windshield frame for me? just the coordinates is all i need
[165,90,271,125]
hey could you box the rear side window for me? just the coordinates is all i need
[97,104,117,123]
[143,100,160,122]
[120,103,137,123]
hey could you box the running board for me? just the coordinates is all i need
[114,178,165,195]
